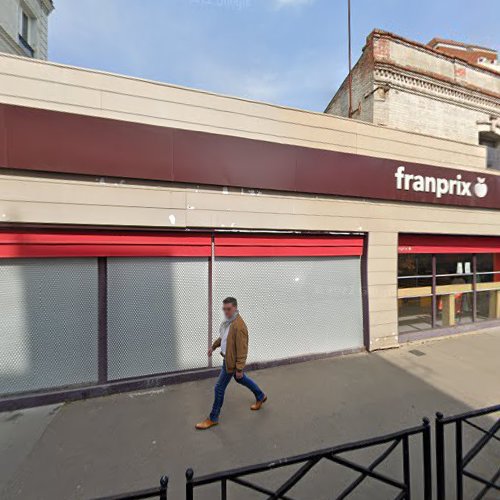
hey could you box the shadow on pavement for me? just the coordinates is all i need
[0,330,499,499]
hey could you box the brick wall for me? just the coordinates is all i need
[325,31,500,151]
[375,88,492,143]
[325,43,375,122]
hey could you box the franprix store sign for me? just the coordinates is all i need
[2,103,500,211]
[293,147,500,210]
[394,166,489,200]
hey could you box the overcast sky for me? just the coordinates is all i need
[49,0,499,112]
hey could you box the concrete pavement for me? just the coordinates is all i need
[0,328,499,499]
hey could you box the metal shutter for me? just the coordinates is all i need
[213,256,363,363]
[107,257,209,380]
[0,258,98,395]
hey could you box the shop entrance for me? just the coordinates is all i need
[397,235,500,337]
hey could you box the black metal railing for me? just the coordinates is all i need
[185,418,432,499]
[436,404,500,500]
[93,476,168,500]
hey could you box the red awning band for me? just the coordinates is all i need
[0,232,212,258]
[214,235,364,257]
[0,231,364,259]
[399,235,500,254]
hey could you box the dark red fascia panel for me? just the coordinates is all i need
[398,235,500,254]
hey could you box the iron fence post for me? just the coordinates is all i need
[436,412,445,500]
[402,434,411,500]
[159,476,168,500]
[422,417,432,500]
[186,468,194,500]
[456,420,463,500]
[221,478,227,500]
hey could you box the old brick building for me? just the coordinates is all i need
[325,30,500,170]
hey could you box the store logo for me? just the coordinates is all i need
[474,178,488,198]
[394,166,488,199]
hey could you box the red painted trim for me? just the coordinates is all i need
[216,247,363,257]
[215,235,364,257]
[398,235,500,254]
[215,235,363,247]
[0,231,212,258]
[0,232,211,246]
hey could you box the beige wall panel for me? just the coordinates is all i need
[359,123,486,156]
[356,147,485,171]
[0,177,187,208]
[188,193,500,232]
[367,258,398,273]
[186,191,296,215]
[370,323,398,337]
[357,133,484,170]
[185,210,362,232]
[101,91,359,150]
[368,232,398,245]
[370,309,399,326]
[366,271,397,286]
[370,332,399,349]
[0,57,108,96]
[290,198,498,227]
[367,284,398,299]
[0,201,187,228]
[369,296,399,313]
[367,245,398,259]
[0,73,101,109]
[2,175,500,237]
[98,76,363,135]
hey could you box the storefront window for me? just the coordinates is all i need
[398,296,433,333]
[398,252,500,334]
[397,254,432,333]
[398,254,432,288]
[476,254,500,322]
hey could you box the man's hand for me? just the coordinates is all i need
[235,370,243,380]
[207,347,213,357]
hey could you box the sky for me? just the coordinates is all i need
[48,0,500,112]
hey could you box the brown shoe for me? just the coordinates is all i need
[250,395,267,411]
[195,418,218,430]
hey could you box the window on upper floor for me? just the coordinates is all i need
[18,7,35,57]
[21,11,30,40]
[479,130,500,170]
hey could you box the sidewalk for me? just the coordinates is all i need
[1,328,499,499]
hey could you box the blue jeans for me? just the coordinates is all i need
[209,361,265,422]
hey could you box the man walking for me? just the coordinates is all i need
[195,297,267,430]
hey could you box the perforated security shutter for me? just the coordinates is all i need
[107,257,209,380]
[0,258,98,395]
[213,238,364,363]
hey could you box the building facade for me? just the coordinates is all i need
[325,30,500,170]
[0,0,53,59]
[0,53,500,408]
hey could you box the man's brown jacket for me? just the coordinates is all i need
[212,315,248,373]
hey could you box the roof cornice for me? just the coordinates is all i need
[367,29,499,78]
[39,0,54,14]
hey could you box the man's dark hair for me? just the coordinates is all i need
[223,297,238,307]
